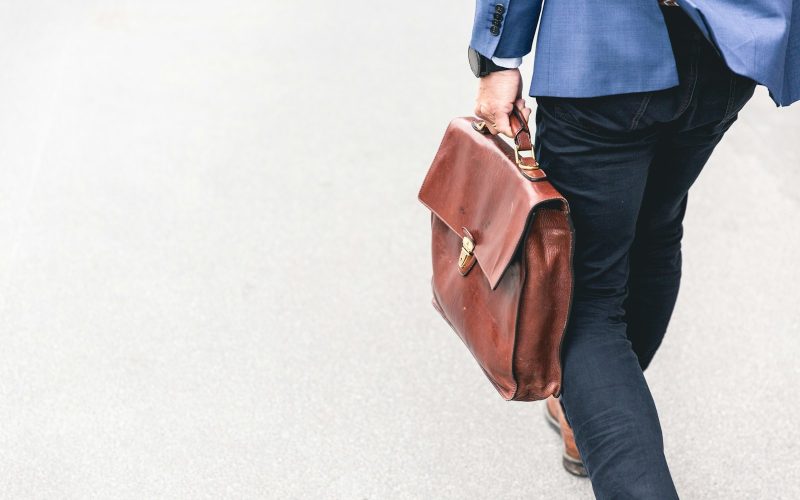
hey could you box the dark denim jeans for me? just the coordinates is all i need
[532,6,757,499]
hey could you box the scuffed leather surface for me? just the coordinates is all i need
[512,208,573,400]
[418,117,575,402]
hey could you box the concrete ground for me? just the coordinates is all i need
[0,1,798,498]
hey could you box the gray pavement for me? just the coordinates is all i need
[0,1,798,498]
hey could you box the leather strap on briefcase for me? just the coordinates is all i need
[417,108,575,401]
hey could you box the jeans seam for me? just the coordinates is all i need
[674,49,699,118]
[630,93,653,130]
[722,75,738,123]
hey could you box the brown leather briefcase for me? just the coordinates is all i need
[417,109,575,401]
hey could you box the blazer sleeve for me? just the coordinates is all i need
[469,0,544,59]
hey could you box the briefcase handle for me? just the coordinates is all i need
[472,106,540,171]
[509,106,540,170]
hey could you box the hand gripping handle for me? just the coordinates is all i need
[471,107,540,171]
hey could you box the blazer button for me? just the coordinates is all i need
[490,27,500,35]
[491,19,502,27]
[494,4,505,14]
[493,12,503,20]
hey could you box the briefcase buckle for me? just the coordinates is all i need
[514,144,540,170]
[458,232,476,275]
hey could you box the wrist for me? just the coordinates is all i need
[491,56,523,69]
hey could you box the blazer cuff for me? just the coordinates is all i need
[469,0,542,59]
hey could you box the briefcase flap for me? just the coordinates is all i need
[418,117,568,290]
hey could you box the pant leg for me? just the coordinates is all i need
[624,133,722,371]
[531,7,757,498]
[623,14,759,371]
[533,94,679,499]
[624,134,694,371]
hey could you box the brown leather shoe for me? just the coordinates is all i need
[545,395,588,477]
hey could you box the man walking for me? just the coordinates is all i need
[467,1,799,497]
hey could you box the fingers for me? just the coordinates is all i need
[474,100,532,138]
[492,112,513,137]
[475,102,514,137]
[515,98,532,123]
[474,103,497,135]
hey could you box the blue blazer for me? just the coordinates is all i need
[470,0,799,106]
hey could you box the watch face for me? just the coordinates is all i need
[468,47,482,77]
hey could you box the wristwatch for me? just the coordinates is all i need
[468,46,512,77]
